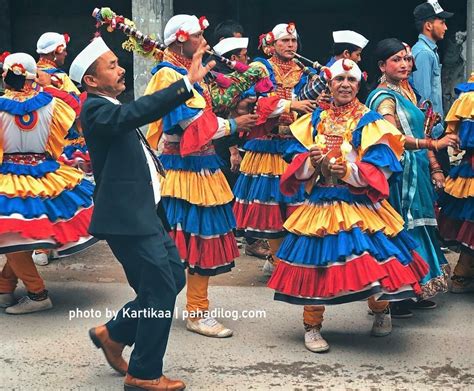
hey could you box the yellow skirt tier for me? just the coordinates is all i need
[160,169,233,206]
[240,152,288,176]
[444,176,474,199]
[284,199,404,237]
[0,165,84,198]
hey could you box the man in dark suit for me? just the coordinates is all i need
[69,37,214,391]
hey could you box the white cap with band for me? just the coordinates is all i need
[69,37,110,84]
[213,37,249,56]
[332,30,369,49]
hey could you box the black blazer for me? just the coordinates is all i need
[80,79,192,238]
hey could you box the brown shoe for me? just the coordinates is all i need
[124,374,186,390]
[89,325,128,375]
[245,240,271,259]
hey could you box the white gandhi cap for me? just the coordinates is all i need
[69,37,111,84]
[213,37,249,56]
[332,30,369,49]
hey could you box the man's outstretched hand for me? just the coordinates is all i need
[188,42,216,85]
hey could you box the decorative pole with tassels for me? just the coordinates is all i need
[92,7,249,72]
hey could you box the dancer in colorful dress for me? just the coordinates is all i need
[0,53,96,314]
[233,23,318,273]
[268,59,429,352]
[36,32,79,94]
[34,32,91,266]
[36,32,90,173]
[145,15,261,338]
[212,21,272,260]
[438,73,474,293]
[367,38,457,316]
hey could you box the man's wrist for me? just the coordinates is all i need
[182,75,193,91]
[229,145,239,155]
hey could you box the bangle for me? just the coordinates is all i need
[427,139,434,150]
[431,169,443,174]
[415,138,420,149]
[228,119,237,135]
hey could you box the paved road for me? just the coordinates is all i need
[0,277,473,390]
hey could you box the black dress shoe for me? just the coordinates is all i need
[389,302,413,318]
[408,299,437,310]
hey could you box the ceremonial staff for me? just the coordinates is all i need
[92,7,249,72]
[291,51,325,71]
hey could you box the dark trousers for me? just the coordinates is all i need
[104,222,186,380]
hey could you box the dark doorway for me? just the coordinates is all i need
[3,0,134,101]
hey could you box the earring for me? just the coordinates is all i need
[380,73,386,84]
[179,44,184,56]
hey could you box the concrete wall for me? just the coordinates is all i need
[132,0,173,98]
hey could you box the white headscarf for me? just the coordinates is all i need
[37,32,69,54]
[271,23,297,41]
[329,59,362,81]
[164,14,209,46]
[3,53,37,79]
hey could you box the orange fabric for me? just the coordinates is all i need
[453,251,474,278]
[268,237,284,266]
[0,251,45,293]
[303,305,325,327]
[368,296,388,313]
[186,272,210,316]
[303,297,388,328]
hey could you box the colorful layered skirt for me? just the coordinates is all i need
[160,141,238,276]
[58,127,92,176]
[388,150,449,299]
[0,153,97,255]
[438,90,474,251]
[268,185,429,305]
[438,152,474,251]
[233,135,305,239]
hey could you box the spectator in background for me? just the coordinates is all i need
[411,0,454,175]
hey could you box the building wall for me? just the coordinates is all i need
[132,0,173,98]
